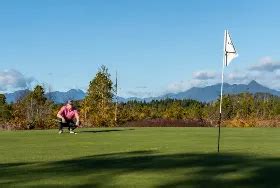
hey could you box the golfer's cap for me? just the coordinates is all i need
[67,100,73,105]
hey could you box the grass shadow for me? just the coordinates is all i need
[0,151,279,187]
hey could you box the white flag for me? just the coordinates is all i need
[224,30,238,66]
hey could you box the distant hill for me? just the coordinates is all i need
[5,89,30,103]
[157,80,280,102]
[4,80,280,103]
[122,80,280,102]
[46,89,86,104]
[4,89,85,104]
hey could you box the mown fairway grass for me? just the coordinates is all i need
[0,127,279,188]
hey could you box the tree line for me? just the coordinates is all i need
[1,65,280,130]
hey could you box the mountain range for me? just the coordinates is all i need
[154,80,280,102]
[3,80,280,103]
[4,89,86,104]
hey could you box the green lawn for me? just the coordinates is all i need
[0,127,279,188]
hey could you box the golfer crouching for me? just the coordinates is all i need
[57,100,80,134]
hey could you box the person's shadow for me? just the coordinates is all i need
[79,128,134,133]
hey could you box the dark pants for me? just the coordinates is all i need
[58,118,77,131]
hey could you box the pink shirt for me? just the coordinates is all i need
[58,106,78,120]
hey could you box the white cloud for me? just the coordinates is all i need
[166,79,209,93]
[226,71,250,83]
[192,71,217,80]
[135,86,148,89]
[166,80,189,93]
[120,57,280,98]
[125,90,154,98]
[249,56,280,72]
[165,70,221,94]
[275,70,280,78]
[164,57,280,95]
[0,69,34,92]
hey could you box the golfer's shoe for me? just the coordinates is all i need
[58,130,63,134]
[69,130,77,134]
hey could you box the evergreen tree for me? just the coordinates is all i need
[0,94,6,105]
[12,85,53,129]
[0,94,12,121]
[33,85,47,105]
[83,65,115,127]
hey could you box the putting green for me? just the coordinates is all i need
[0,127,279,187]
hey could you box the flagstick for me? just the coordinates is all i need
[114,71,118,125]
[218,60,225,153]
[218,30,227,153]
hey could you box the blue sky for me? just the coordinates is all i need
[1,0,280,97]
